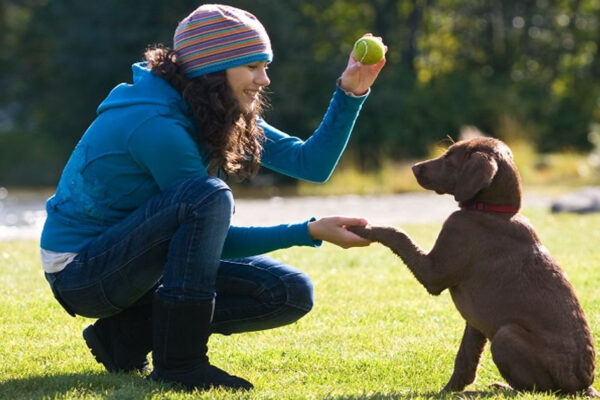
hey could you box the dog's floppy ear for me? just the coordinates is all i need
[454,151,498,203]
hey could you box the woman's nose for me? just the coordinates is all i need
[256,68,270,87]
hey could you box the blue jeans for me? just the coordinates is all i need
[45,175,314,334]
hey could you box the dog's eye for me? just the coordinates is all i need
[443,154,458,169]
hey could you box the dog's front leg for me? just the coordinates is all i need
[348,225,448,295]
[443,323,487,392]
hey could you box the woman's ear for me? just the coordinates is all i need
[454,152,498,203]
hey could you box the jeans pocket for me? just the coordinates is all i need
[45,273,77,317]
[54,279,123,319]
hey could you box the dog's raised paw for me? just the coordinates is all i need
[347,225,371,238]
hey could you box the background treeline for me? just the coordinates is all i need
[2,0,600,186]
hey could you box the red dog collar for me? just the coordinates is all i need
[461,202,519,214]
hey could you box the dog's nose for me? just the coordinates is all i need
[412,163,422,177]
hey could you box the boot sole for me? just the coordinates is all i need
[82,325,119,372]
[148,366,254,391]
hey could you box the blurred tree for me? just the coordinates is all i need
[2,0,600,185]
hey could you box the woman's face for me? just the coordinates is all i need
[225,61,270,112]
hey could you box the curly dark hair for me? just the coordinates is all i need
[144,45,266,180]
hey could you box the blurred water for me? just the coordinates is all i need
[0,187,554,242]
[0,187,52,241]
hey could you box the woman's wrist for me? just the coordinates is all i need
[336,78,369,97]
[308,220,319,240]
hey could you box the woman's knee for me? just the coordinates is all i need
[281,270,314,314]
[200,182,234,218]
[170,175,233,220]
[248,269,314,331]
[183,175,231,199]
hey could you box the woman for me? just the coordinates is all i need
[40,4,386,391]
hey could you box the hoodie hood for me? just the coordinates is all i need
[97,62,191,118]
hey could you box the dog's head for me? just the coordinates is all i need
[412,137,522,207]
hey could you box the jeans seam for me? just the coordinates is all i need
[85,206,178,267]
[219,266,311,316]
[181,201,196,296]
[213,307,282,326]
[171,187,232,298]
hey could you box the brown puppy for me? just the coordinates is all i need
[349,137,597,396]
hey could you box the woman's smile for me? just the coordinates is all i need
[226,62,270,111]
[244,89,260,102]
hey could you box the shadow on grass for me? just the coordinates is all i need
[2,374,554,400]
[0,372,159,399]
[326,388,520,399]
[327,386,599,399]
[0,373,520,400]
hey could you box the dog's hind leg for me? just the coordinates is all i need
[490,324,554,392]
[442,323,487,392]
[585,386,600,398]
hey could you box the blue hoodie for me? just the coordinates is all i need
[41,63,367,257]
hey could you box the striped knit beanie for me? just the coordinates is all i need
[173,4,273,78]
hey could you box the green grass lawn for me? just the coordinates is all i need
[1,207,600,399]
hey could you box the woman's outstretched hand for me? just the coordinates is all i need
[308,216,372,248]
[339,33,387,96]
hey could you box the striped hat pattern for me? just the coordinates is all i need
[173,4,273,78]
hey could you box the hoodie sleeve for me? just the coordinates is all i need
[221,219,322,259]
[128,116,209,190]
[259,84,368,183]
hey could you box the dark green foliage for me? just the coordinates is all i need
[2,0,600,185]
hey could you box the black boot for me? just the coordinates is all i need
[83,301,153,373]
[148,293,253,391]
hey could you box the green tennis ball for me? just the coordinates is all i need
[353,37,385,65]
